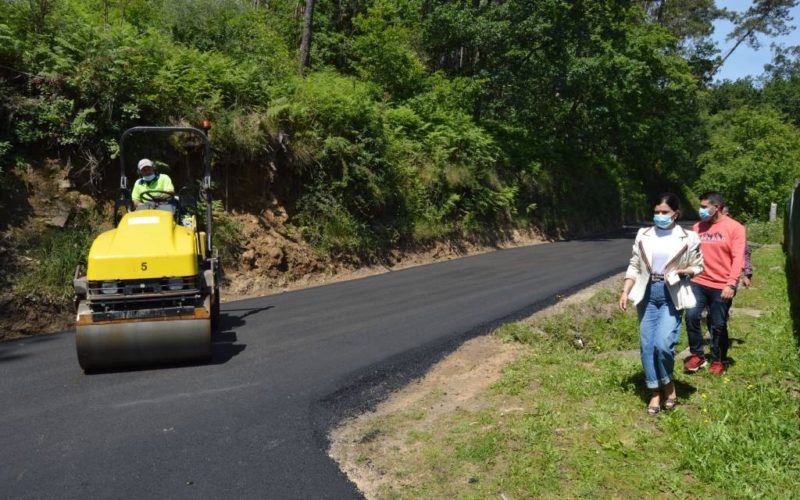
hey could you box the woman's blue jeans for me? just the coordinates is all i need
[637,281,682,389]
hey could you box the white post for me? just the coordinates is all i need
[769,203,777,221]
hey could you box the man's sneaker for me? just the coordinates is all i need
[709,361,726,375]
[684,354,708,372]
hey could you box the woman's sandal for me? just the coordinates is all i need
[647,392,662,416]
[664,397,678,410]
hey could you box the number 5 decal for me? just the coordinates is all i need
[141,262,148,271]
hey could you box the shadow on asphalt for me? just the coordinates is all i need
[209,305,276,363]
[208,309,267,364]
[2,333,61,345]
[0,352,28,363]
[0,333,61,364]
[221,305,274,320]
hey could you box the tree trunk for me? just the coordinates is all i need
[298,0,316,75]
[709,12,768,79]
[709,32,752,78]
[29,0,51,34]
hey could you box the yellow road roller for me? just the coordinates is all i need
[73,126,220,372]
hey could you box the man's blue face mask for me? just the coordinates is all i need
[142,174,156,182]
[698,206,714,221]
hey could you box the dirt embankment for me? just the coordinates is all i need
[0,161,548,339]
[222,207,547,302]
[0,162,100,339]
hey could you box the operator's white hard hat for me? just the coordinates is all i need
[137,158,154,172]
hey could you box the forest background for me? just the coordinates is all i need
[2,0,800,325]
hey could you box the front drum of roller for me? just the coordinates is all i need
[76,318,211,372]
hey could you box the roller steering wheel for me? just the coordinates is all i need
[140,190,176,203]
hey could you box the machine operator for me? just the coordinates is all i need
[132,158,176,212]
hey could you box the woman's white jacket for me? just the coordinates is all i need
[625,225,704,310]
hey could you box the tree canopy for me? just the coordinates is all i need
[1,0,799,256]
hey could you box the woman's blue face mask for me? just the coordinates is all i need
[653,214,674,229]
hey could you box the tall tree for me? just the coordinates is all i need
[696,105,800,220]
[26,0,55,34]
[641,0,724,48]
[761,44,800,126]
[710,0,798,78]
[299,0,316,74]
[640,0,726,79]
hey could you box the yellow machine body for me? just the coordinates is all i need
[87,210,198,280]
[74,125,220,373]
[75,210,217,372]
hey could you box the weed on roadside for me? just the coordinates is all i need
[746,219,783,245]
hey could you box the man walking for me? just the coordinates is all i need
[683,192,746,375]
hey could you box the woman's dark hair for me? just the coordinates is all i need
[654,192,681,212]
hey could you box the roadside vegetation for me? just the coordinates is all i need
[335,242,800,498]
[746,218,784,245]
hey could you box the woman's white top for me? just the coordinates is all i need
[650,228,685,274]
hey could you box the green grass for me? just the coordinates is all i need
[359,245,800,498]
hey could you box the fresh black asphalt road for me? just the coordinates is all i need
[0,232,634,499]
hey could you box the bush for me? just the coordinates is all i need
[213,213,244,270]
[746,219,783,245]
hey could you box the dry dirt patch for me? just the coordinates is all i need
[328,273,624,498]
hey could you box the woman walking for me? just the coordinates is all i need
[619,193,703,415]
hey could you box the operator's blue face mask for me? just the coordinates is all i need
[653,214,674,229]
[698,206,714,221]
[142,174,156,182]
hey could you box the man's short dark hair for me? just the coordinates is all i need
[699,191,725,207]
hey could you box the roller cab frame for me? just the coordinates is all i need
[73,126,220,372]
